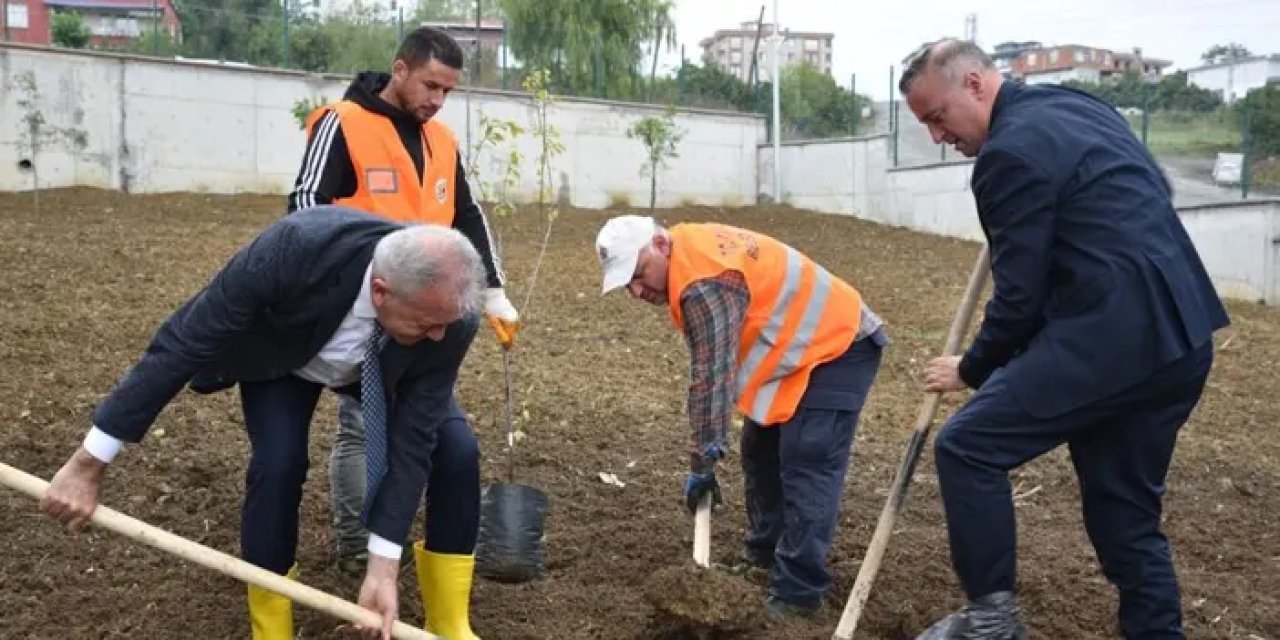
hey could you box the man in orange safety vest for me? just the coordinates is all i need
[595,214,889,621]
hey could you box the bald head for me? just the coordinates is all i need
[369,225,484,344]
[899,38,997,95]
[899,38,1004,158]
[373,225,484,310]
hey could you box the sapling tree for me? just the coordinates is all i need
[625,106,684,212]
[13,71,89,212]
[467,111,525,242]
[519,68,567,316]
[290,95,330,130]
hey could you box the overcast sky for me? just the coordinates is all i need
[654,0,1280,100]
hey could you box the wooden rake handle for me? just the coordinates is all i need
[0,461,437,640]
[831,244,991,640]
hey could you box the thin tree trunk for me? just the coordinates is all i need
[649,163,657,212]
[647,22,663,102]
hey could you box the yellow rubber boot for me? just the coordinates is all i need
[414,541,481,640]
[247,564,298,640]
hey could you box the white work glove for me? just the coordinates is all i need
[484,287,520,349]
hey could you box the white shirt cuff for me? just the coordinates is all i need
[367,533,402,560]
[83,426,123,464]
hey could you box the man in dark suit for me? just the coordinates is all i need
[40,206,488,640]
[899,39,1230,639]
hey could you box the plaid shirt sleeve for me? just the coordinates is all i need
[679,271,749,473]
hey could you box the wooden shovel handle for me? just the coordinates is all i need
[693,494,712,567]
[831,244,991,640]
[0,461,436,640]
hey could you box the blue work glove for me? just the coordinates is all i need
[684,471,722,514]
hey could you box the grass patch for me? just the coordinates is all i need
[1125,111,1242,156]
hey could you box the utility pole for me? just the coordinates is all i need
[850,73,857,136]
[677,44,686,101]
[395,0,403,43]
[770,0,781,203]
[964,13,977,43]
[1242,106,1252,199]
[465,0,479,160]
[889,65,898,167]
[151,0,159,55]
[282,0,290,68]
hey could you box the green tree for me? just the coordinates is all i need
[1240,82,1280,156]
[668,61,756,111]
[50,12,91,48]
[412,0,502,22]
[625,107,683,211]
[779,62,868,139]
[313,3,399,74]
[1202,43,1252,64]
[289,21,336,72]
[172,0,284,64]
[129,29,184,56]
[498,0,673,99]
[1062,71,1222,112]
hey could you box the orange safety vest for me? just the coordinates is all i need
[667,223,863,426]
[304,100,457,225]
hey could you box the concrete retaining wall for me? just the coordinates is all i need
[764,134,1279,305]
[0,44,765,208]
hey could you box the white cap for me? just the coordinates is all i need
[595,215,657,294]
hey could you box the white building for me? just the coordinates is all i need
[1185,54,1280,103]
[699,20,834,84]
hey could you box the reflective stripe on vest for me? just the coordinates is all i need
[667,224,862,425]
[303,100,457,225]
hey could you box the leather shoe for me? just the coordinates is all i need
[916,591,1028,640]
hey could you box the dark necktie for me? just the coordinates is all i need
[361,323,387,523]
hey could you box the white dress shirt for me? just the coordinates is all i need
[292,263,378,388]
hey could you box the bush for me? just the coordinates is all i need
[1240,82,1280,157]
[51,12,91,49]
[1063,71,1222,112]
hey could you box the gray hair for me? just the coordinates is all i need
[899,38,996,94]
[371,224,486,316]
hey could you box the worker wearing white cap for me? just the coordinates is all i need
[595,214,888,621]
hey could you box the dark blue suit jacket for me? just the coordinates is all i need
[959,81,1230,418]
[92,206,477,545]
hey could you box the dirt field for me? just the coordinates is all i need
[0,188,1276,640]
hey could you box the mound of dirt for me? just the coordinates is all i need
[643,563,763,638]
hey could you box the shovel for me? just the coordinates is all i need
[693,493,712,567]
[0,461,435,639]
[475,347,550,583]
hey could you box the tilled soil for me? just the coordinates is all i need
[0,188,1276,640]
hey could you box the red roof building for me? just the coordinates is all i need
[2,0,180,48]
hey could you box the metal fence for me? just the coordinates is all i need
[878,71,1278,203]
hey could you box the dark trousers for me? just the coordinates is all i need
[239,375,480,574]
[934,343,1213,639]
[741,337,883,608]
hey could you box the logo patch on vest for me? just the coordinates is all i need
[713,229,760,261]
[366,168,398,194]
[434,177,448,204]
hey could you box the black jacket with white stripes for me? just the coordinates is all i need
[287,71,504,289]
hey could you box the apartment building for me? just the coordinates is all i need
[699,19,833,84]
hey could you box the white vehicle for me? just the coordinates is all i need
[1212,152,1244,185]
